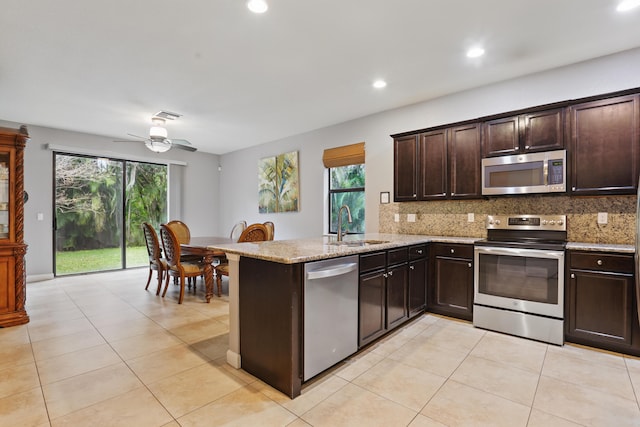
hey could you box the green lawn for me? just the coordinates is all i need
[56,246,148,275]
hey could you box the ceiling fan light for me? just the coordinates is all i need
[149,125,168,139]
[145,139,171,153]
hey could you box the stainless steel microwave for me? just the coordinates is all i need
[481,149,566,195]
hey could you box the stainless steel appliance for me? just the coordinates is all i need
[303,255,359,381]
[481,149,566,195]
[473,215,567,345]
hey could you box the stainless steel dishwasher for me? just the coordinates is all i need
[303,255,359,381]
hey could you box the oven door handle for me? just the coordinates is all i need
[474,246,565,260]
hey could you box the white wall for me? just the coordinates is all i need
[218,47,640,240]
[0,121,221,279]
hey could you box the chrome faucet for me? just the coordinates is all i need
[337,205,352,242]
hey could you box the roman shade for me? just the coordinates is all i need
[322,142,365,168]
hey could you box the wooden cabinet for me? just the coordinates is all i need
[482,108,565,157]
[359,252,387,347]
[393,135,418,201]
[358,249,407,347]
[565,251,640,356]
[408,244,427,317]
[449,124,481,199]
[569,94,640,195]
[394,124,481,201]
[0,126,28,327]
[428,243,474,321]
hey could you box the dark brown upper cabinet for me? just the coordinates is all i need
[569,94,639,196]
[482,108,565,157]
[394,124,481,202]
[393,134,418,201]
[448,123,481,199]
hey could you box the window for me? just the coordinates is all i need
[329,164,365,234]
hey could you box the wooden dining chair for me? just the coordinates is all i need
[142,222,167,295]
[159,224,206,304]
[165,219,202,287]
[263,221,274,240]
[215,223,269,296]
[229,220,247,240]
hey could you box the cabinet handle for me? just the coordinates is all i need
[597,259,603,266]
[525,145,530,149]
[417,250,423,254]
[410,265,415,270]
[383,273,388,278]
[413,194,416,197]
[571,273,575,279]
[468,263,472,268]
[450,249,455,254]
[388,271,394,277]
[572,187,576,191]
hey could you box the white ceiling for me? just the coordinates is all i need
[1,0,639,155]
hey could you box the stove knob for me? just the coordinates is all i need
[495,219,501,225]
[557,219,564,226]
[488,219,494,225]
[549,220,556,225]
[541,220,548,225]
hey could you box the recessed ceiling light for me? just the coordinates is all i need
[373,80,387,89]
[617,0,640,11]
[466,47,485,58]
[247,0,268,14]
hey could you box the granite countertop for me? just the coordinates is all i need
[208,233,479,264]
[208,233,635,264]
[565,242,635,253]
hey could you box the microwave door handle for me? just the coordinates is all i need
[543,161,549,185]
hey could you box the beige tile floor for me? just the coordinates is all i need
[1,268,640,426]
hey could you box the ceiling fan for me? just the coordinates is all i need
[115,112,197,153]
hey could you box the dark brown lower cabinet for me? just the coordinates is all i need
[358,247,409,347]
[428,243,474,321]
[565,251,640,356]
[408,245,427,317]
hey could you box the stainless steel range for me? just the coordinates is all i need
[473,214,566,345]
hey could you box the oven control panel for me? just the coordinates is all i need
[486,215,566,231]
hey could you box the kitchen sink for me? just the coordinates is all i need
[327,239,390,247]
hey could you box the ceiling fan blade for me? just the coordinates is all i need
[171,139,197,152]
[127,133,148,140]
[113,139,144,143]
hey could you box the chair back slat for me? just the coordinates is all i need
[142,222,162,261]
[263,221,274,240]
[229,220,247,240]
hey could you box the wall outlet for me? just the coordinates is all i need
[37,213,44,221]
[597,212,608,224]
[407,213,416,223]
[467,213,475,222]
[394,213,400,223]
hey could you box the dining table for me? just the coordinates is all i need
[181,236,234,302]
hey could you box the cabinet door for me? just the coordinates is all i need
[386,263,408,330]
[429,254,474,320]
[0,254,16,314]
[482,116,520,157]
[570,94,639,195]
[419,129,448,200]
[359,269,386,347]
[449,124,481,199]
[393,135,418,201]
[567,269,634,348]
[408,258,426,317]
[522,108,565,152]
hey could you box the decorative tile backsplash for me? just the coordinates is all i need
[379,195,636,245]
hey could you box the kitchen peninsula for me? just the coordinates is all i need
[209,233,476,398]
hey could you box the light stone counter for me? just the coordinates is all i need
[566,242,635,253]
[207,233,479,264]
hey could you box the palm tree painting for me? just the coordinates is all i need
[258,151,299,213]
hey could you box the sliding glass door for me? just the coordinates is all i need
[54,153,167,275]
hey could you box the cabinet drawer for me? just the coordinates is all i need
[360,251,386,273]
[409,244,427,260]
[432,243,473,259]
[570,252,634,274]
[387,247,409,266]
